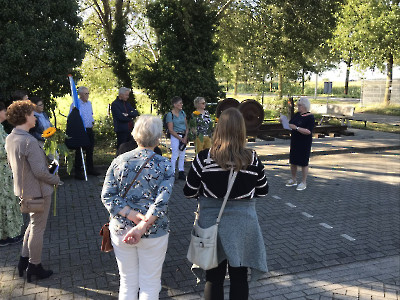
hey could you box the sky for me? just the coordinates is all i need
[311,62,400,82]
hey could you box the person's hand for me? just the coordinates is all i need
[58,180,64,186]
[128,211,146,225]
[123,223,147,244]
[182,136,188,144]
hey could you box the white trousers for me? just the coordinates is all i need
[170,135,186,173]
[111,231,169,300]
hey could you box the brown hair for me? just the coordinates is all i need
[210,108,252,171]
[6,100,36,126]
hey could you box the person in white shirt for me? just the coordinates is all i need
[69,86,100,179]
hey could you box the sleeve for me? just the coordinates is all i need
[111,101,135,123]
[305,115,315,132]
[26,139,59,185]
[254,153,268,197]
[165,112,172,123]
[146,159,174,217]
[0,130,7,159]
[127,103,139,118]
[101,159,128,217]
[183,154,203,198]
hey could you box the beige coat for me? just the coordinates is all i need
[5,128,59,198]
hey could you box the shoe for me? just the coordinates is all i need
[0,239,9,247]
[74,172,85,180]
[18,256,29,277]
[296,182,307,191]
[178,171,186,180]
[87,169,100,176]
[285,179,297,187]
[26,263,53,283]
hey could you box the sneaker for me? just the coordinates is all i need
[178,171,186,180]
[285,179,297,187]
[296,182,307,191]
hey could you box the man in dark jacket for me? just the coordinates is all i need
[111,87,139,149]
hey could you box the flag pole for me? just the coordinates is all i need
[80,147,88,181]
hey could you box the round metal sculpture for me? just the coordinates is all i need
[238,99,264,132]
[215,98,240,117]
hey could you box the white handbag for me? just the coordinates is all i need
[187,169,237,270]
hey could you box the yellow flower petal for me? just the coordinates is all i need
[42,127,56,138]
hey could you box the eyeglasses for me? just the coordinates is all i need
[84,93,90,95]
[200,102,206,105]
[36,103,44,106]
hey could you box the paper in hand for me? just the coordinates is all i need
[280,114,291,130]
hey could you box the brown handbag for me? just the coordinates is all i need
[100,153,156,252]
[19,197,45,213]
[99,223,113,252]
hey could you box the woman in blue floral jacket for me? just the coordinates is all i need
[101,115,174,300]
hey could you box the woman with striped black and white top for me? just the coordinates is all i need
[183,107,268,300]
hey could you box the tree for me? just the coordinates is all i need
[0,0,86,106]
[332,0,400,104]
[81,0,137,103]
[136,0,225,114]
[216,0,341,98]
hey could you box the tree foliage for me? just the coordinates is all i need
[136,0,225,114]
[0,0,86,106]
[216,0,340,97]
[331,0,400,104]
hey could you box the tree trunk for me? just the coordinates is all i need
[278,73,283,98]
[383,53,393,106]
[344,56,352,95]
[301,69,305,95]
[234,63,239,96]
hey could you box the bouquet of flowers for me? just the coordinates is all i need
[42,127,72,216]
[188,111,215,142]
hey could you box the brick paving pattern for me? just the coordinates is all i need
[0,129,399,299]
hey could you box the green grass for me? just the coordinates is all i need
[355,104,400,116]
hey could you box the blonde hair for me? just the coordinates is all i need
[132,115,162,147]
[210,108,252,171]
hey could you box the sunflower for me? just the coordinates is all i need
[192,111,201,115]
[42,127,57,138]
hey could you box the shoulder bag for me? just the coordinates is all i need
[100,153,156,252]
[187,168,238,270]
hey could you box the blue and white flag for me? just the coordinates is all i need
[68,74,80,110]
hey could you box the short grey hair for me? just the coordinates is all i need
[78,86,88,95]
[298,97,310,111]
[119,87,131,96]
[132,115,162,147]
[193,96,205,108]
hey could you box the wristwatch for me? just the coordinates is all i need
[296,126,299,131]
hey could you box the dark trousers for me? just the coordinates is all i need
[204,260,248,300]
[116,132,133,150]
[75,128,95,172]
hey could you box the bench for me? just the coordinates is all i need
[311,104,355,126]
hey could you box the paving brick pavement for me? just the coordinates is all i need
[0,129,399,299]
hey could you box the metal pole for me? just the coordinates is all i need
[80,147,88,181]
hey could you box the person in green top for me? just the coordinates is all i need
[0,101,23,247]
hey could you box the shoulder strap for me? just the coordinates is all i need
[216,168,238,224]
[122,153,156,198]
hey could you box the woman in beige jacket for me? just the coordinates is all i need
[5,100,60,282]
